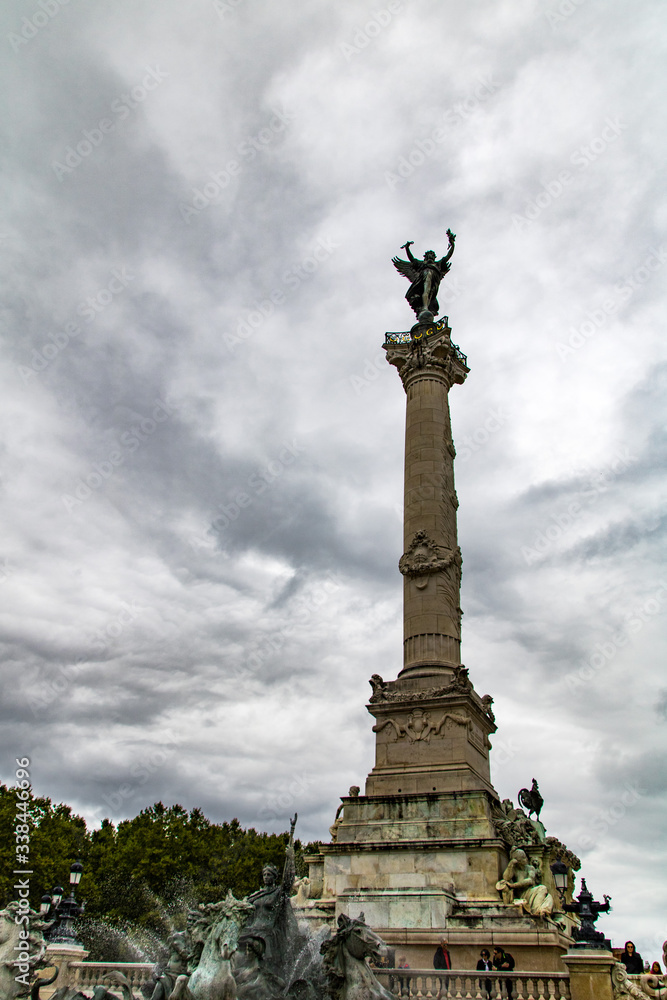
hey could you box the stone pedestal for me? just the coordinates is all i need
[562,950,615,1000]
[366,684,496,797]
[291,898,336,935]
[42,944,89,997]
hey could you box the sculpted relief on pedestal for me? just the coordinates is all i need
[373,708,472,743]
[491,798,546,847]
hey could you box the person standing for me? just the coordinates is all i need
[433,938,452,993]
[476,949,493,998]
[621,941,644,975]
[433,938,452,970]
[493,947,515,1000]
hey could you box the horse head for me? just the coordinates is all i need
[322,914,387,975]
[345,916,385,963]
[321,915,393,1000]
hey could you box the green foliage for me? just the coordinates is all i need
[0,784,321,960]
[0,784,87,908]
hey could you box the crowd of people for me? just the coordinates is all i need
[434,939,516,999]
[375,936,663,998]
[394,937,663,998]
[435,937,664,982]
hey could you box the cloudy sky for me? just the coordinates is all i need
[2,0,666,961]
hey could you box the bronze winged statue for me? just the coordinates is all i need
[392,229,456,319]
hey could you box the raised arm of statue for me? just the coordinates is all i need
[401,241,417,263]
[282,814,297,893]
[438,230,456,270]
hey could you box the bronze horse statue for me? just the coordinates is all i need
[321,915,394,1000]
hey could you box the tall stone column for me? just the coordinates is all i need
[306,245,579,973]
[384,318,469,684]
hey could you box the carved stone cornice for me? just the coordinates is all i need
[384,323,469,393]
[371,683,467,703]
[370,664,472,703]
[544,836,581,872]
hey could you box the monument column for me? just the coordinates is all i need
[385,318,469,684]
[306,233,580,973]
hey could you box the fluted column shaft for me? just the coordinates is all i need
[384,323,468,684]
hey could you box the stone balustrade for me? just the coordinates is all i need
[43,960,579,1000]
[627,973,667,997]
[67,961,155,991]
[376,967,571,1000]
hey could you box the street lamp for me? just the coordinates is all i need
[550,860,569,902]
[47,863,84,946]
[563,878,612,950]
[40,894,52,916]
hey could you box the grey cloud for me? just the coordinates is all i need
[564,509,667,562]
[2,0,666,959]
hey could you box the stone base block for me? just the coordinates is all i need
[563,949,615,1000]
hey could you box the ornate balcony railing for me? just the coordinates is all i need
[375,967,571,1000]
[384,317,450,345]
[384,329,467,369]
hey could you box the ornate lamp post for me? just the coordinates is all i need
[46,862,84,946]
[69,861,83,889]
[562,878,612,949]
[550,860,569,902]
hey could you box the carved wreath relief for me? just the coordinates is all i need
[399,530,462,590]
[368,666,477,704]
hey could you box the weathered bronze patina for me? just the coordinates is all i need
[392,229,456,319]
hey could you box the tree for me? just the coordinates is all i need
[0,784,321,960]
